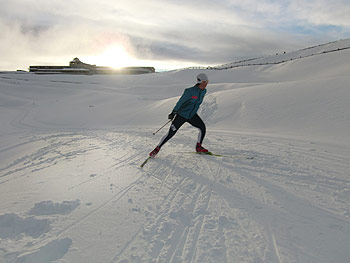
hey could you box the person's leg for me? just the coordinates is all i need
[188,114,206,144]
[158,115,186,148]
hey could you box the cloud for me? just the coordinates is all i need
[0,0,349,70]
[289,0,350,26]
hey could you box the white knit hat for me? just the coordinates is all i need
[197,73,208,83]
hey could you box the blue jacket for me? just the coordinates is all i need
[173,84,207,119]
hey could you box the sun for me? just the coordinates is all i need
[91,45,137,69]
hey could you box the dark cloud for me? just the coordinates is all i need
[0,0,349,70]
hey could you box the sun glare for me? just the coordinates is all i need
[92,45,137,69]
[84,45,204,71]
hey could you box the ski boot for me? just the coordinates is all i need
[149,146,160,157]
[196,143,208,153]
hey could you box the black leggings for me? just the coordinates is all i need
[158,114,206,148]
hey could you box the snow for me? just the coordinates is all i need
[1,39,350,263]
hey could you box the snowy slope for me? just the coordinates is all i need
[0,39,350,263]
[215,39,350,69]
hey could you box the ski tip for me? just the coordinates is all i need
[206,152,222,156]
[140,156,151,168]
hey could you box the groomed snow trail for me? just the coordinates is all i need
[1,129,349,263]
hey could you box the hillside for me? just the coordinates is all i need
[0,39,349,263]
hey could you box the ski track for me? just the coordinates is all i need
[1,129,349,262]
[0,131,149,260]
[112,131,349,263]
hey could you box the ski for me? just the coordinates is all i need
[140,156,151,168]
[181,152,255,159]
[196,151,224,157]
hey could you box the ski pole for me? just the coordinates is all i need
[153,120,172,135]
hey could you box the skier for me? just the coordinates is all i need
[149,73,209,157]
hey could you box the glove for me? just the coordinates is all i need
[168,111,176,120]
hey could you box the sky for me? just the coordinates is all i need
[0,0,350,71]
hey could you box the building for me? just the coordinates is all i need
[29,58,155,75]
